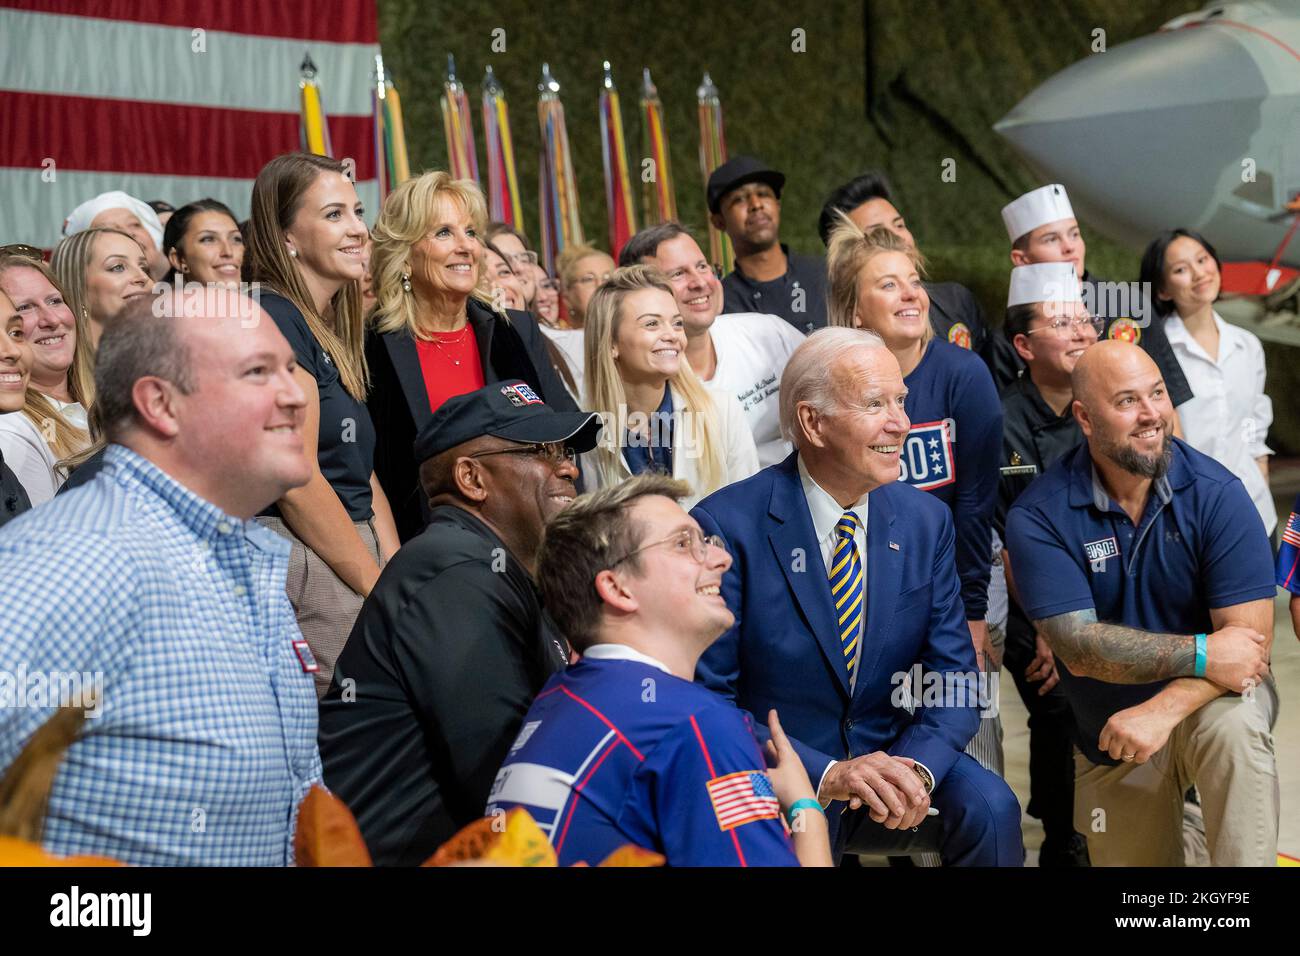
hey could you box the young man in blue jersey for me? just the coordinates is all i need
[486,474,833,867]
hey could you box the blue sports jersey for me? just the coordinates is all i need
[485,654,799,867]
[1006,439,1275,764]
[898,340,1003,620]
[1278,494,1300,595]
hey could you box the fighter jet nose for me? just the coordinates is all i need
[995,22,1266,134]
[995,19,1274,248]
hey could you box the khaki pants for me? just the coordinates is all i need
[259,515,381,699]
[1073,675,1279,866]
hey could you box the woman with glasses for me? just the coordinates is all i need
[826,222,1003,678]
[531,265,561,325]
[244,152,400,697]
[367,171,578,542]
[996,262,1102,866]
[557,243,615,329]
[1140,228,1276,536]
[581,265,758,510]
[484,223,537,308]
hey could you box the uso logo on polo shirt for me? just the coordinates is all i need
[898,420,956,491]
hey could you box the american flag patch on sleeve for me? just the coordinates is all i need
[706,770,781,830]
[1283,510,1300,549]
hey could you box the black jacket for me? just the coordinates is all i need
[366,299,580,541]
[0,451,30,528]
[317,504,569,866]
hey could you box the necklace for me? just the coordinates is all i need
[421,323,472,366]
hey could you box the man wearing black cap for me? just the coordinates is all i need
[317,380,601,865]
[708,155,827,335]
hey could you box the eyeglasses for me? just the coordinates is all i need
[610,527,727,568]
[570,272,611,288]
[468,442,577,467]
[1026,313,1104,339]
[507,250,539,270]
[0,243,44,262]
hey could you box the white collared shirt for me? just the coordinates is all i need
[582,643,673,674]
[1164,310,1276,533]
[797,455,869,684]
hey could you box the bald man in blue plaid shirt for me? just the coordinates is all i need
[0,290,322,865]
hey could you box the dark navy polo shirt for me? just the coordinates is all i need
[259,293,377,522]
[721,244,827,335]
[1005,438,1274,765]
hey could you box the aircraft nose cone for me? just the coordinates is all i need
[995,24,1268,246]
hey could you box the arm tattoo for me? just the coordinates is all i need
[1033,608,1196,684]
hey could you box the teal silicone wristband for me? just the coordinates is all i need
[787,798,825,825]
[1194,633,1207,678]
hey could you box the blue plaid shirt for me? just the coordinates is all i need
[0,444,321,865]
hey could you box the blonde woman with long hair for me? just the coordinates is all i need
[582,265,758,508]
[50,227,151,352]
[244,151,400,697]
[0,254,92,502]
[367,170,577,541]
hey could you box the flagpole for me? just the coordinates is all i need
[598,61,637,261]
[299,52,333,157]
[537,62,583,278]
[697,71,733,274]
[482,65,524,230]
[373,52,410,202]
[639,67,677,227]
[441,54,479,183]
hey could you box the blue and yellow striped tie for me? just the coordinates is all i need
[829,511,864,679]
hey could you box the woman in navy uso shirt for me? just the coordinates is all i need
[826,221,1002,664]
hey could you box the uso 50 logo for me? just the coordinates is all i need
[898,420,955,491]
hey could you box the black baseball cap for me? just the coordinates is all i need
[706,155,786,213]
[412,380,602,463]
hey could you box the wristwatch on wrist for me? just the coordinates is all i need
[911,762,934,794]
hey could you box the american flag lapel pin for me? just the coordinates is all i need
[889,541,900,551]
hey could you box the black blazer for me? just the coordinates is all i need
[366,298,580,542]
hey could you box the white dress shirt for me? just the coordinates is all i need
[1164,311,1276,533]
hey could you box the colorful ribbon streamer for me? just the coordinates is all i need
[482,65,524,230]
[441,54,479,183]
[697,71,733,275]
[299,52,333,157]
[537,63,584,277]
[373,52,410,202]
[639,68,677,227]
[599,62,637,261]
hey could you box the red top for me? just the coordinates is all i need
[415,327,485,413]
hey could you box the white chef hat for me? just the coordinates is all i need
[1001,184,1075,243]
[63,191,164,251]
[1007,262,1083,308]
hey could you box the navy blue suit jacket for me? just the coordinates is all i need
[692,453,980,790]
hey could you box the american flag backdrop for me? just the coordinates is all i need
[0,0,382,250]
